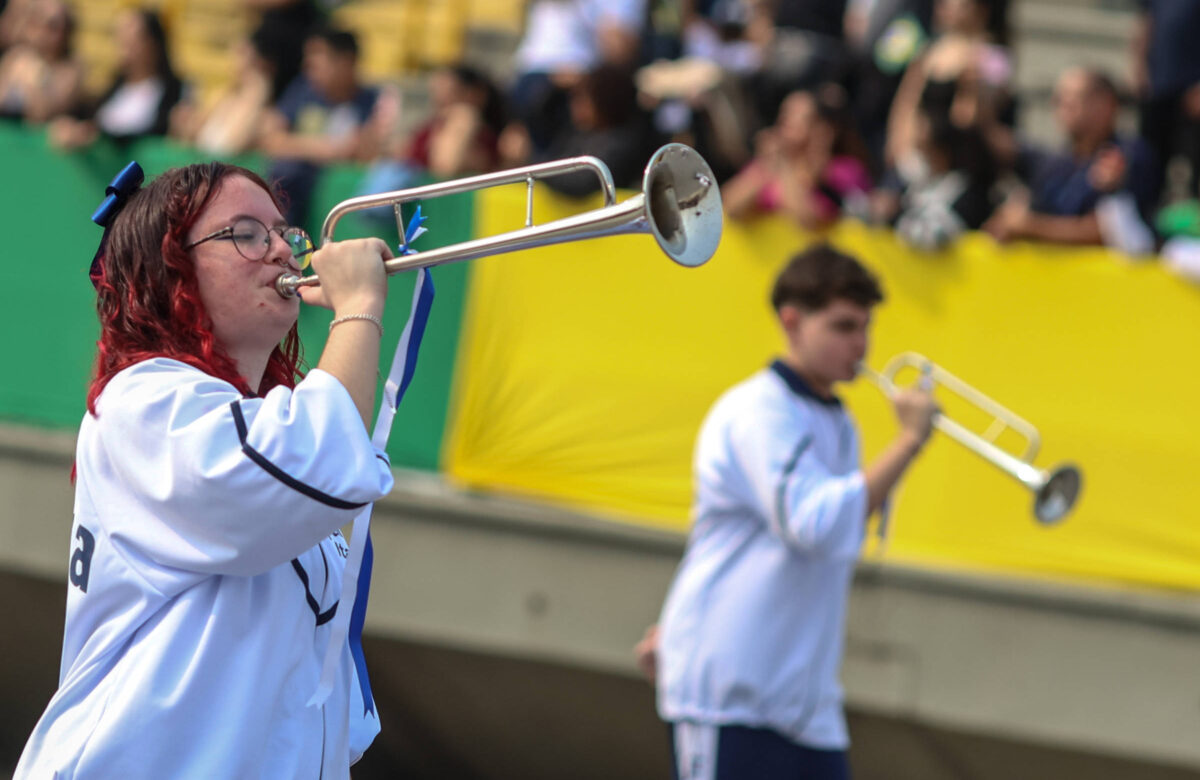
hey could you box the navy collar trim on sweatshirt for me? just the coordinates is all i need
[770,359,843,408]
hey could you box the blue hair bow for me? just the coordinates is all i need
[90,161,144,288]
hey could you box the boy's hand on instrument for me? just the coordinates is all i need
[892,387,938,447]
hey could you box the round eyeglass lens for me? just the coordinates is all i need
[230,218,270,261]
[286,228,314,270]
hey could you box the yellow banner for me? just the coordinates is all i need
[444,185,1200,590]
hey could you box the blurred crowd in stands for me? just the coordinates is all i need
[4,0,1200,270]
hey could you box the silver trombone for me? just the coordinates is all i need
[858,352,1082,525]
[274,143,723,298]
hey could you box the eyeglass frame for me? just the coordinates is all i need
[184,216,314,264]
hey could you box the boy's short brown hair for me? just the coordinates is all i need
[770,243,884,312]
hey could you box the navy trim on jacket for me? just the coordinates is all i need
[229,400,369,510]
[770,360,843,408]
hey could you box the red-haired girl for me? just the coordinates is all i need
[17,161,395,779]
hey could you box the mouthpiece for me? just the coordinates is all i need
[275,273,303,298]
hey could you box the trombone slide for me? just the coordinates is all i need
[274,144,722,297]
[858,357,1081,524]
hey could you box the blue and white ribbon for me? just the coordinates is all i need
[311,209,434,714]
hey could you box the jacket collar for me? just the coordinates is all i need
[770,359,843,408]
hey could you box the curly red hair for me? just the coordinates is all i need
[87,162,304,413]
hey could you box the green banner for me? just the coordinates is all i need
[0,124,470,470]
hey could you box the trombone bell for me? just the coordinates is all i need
[859,353,1083,525]
[274,144,723,297]
[1034,464,1082,525]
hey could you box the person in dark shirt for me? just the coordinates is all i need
[500,64,657,197]
[750,0,852,127]
[890,107,998,249]
[1131,0,1200,198]
[773,0,846,39]
[983,67,1160,246]
[244,0,321,102]
[885,0,1013,179]
[259,26,379,226]
[846,0,935,171]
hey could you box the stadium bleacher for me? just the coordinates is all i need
[56,0,1143,149]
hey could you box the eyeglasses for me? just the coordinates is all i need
[186,216,315,270]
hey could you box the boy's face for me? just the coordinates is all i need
[785,298,872,387]
[304,39,355,97]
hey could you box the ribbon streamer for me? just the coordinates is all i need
[311,213,435,717]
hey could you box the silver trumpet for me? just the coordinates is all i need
[274,143,723,298]
[858,352,1082,525]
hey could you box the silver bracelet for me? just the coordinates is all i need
[328,313,384,337]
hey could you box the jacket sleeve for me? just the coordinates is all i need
[91,360,394,576]
[719,403,867,560]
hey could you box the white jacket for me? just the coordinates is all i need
[657,361,868,749]
[16,358,394,779]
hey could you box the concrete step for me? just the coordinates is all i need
[1006,0,1141,142]
[1011,0,1137,93]
[1013,0,1137,43]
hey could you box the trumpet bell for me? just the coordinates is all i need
[1034,464,1082,525]
[643,144,723,268]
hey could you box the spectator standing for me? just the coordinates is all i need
[845,0,935,171]
[885,0,1012,175]
[259,27,379,226]
[889,107,998,249]
[1130,0,1200,199]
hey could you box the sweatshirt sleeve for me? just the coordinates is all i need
[89,360,394,576]
[715,400,867,560]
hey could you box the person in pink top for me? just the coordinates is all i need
[722,84,872,229]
